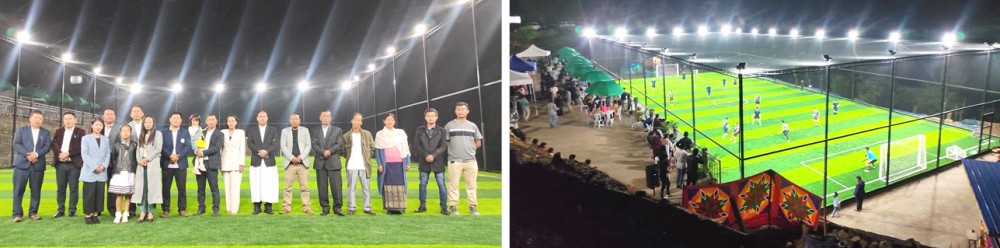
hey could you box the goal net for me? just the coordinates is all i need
[878,134,928,184]
[656,64,680,77]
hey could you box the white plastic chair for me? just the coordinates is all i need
[593,113,603,128]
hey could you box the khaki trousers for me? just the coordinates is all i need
[282,164,311,212]
[447,160,478,207]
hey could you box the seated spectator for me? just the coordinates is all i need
[547,147,554,156]
[510,127,527,141]
[552,152,565,166]
[532,138,539,146]
[537,142,548,153]
[568,154,576,162]
[584,159,596,168]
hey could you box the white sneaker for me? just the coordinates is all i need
[113,212,122,223]
[122,212,129,223]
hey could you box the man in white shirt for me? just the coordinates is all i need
[51,112,85,218]
[342,113,375,216]
[246,110,280,215]
[194,114,224,216]
[128,105,144,138]
[12,110,51,223]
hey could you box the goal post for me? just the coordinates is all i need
[656,64,679,77]
[878,134,928,184]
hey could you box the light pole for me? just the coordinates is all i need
[469,0,488,170]
[388,46,399,117]
[417,24,431,109]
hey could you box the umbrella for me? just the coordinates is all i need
[569,65,595,78]
[17,87,49,101]
[584,81,625,96]
[75,96,92,109]
[566,56,592,65]
[55,94,75,106]
[582,70,614,83]
[557,47,580,58]
[0,80,13,92]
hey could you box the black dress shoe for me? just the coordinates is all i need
[252,203,262,215]
[195,209,206,215]
[363,210,376,216]
[415,207,427,213]
[212,210,219,217]
[333,210,345,216]
[320,211,329,216]
[68,212,76,217]
[92,216,101,224]
[264,203,274,215]
[52,212,64,219]
[440,209,451,216]
[85,216,93,224]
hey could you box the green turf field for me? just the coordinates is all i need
[620,72,994,205]
[0,157,500,247]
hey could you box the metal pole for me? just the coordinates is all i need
[470,0,488,170]
[392,56,398,117]
[422,33,430,109]
[11,45,21,166]
[821,65,831,236]
[886,58,896,185]
[738,73,745,180]
[936,54,949,169]
[372,70,377,117]
[61,62,66,116]
[662,56,667,110]
[980,51,993,153]
[690,64,697,144]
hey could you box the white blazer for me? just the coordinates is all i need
[221,129,246,172]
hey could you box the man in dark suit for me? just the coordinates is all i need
[412,108,449,215]
[12,110,51,222]
[246,110,280,215]
[160,112,193,217]
[311,109,345,216]
[854,176,866,211]
[51,111,86,218]
[194,114,224,216]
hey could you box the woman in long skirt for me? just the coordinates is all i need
[132,115,163,222]
[80,120,110,224]
[109,125,137,223]
[221,114,246,215]
[374,114,410,214]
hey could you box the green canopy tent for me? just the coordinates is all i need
[52,94,75,106]
[565,55,592,65]
[0,80,13,92]
[557,47,580,59]
[582,70,615,83]
[75,96,92,109]
[569,64,596,78]
[17,87,50,102]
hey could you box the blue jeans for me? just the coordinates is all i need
[676,168,686,188]
[549,114,558,127]
[419,171,447,210]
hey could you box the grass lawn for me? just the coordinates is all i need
[0,157,501,247]
[620,72,993,205]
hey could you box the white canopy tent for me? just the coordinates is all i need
[509,70,540,117]
[516,44,550,58]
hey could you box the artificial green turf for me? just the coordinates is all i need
[0,157,501,247]
[620,72,993,205]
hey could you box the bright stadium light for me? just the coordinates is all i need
[768,28,777,36]
[368,63,376,71]
[614,27,627,38]
[942,32,957,45]
[734,28,742,34]
[645,27,656,37]
[115,77,124,84]
[130,83,142,94]
[214,82,225,92]
[847,29,860,40]
[256,81,267,92]
[672,26,683,36]
[414,23,428,35]
[697,25,709,36]
[721,24,732,34]
[16,31,32,43]
[297,80,310,92]
[386,46,396,55]
[888,31,902,43]
[751,28,759,35]
[341,80,351,90]
[93,67,102,74]
[815,29,825,39]
[582,27,597,37]
[61,53,74,62]
[789,28,799,37]
[171,83,183,93]
[353,75,360,81]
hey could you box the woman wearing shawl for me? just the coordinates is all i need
[374,114,411,214]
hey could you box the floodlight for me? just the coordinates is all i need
[414,23,428,35]
[751,28,759,35]
[721,24,732,34]
[672,27,683,35]
[297,80,310,91]
[645,28,655,37]
[888,31,902,42]
[94,67,102,74]
[256,82,267,92]
[768,28,777,36]
[171,83,183,92]
[847,30,859,40]
[697,25,709,35]
[614,27,627,37]
[115,77,124,84]
[941,32,957,45]
[386,46,396,55]
[62,53,73,61]
[341,81,351,90]
[815,29,825,39]
[130,83,143,94]
[368,63,376,71]
[16,31,32,43]
[734,28,742,33]
[789,29,799,37]
[582,27,597,37]
[214,82,225,92]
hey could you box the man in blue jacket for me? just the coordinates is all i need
[12,110,51,222]
[160,112,192,217]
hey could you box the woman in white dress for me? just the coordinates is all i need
[132,115,163,222]
[221,114,246,215]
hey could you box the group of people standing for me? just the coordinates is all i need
[11,101,484,224]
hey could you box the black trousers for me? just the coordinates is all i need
[161,168,188,212]
[196,169,221,212]
[106,169,136,214]
[55,162,81,214]
[82,181,105,214]
[657,166,670,197]
[316,169,343,211]
[12,168,44,218]
[856,195,864,210]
